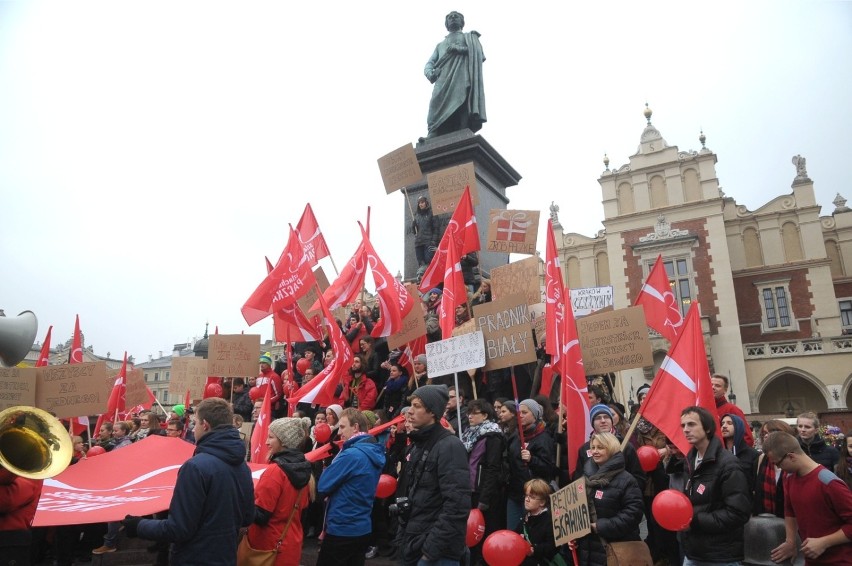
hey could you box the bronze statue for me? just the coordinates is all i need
[423,11,486,139]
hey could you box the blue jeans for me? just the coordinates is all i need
[683,559,741,566]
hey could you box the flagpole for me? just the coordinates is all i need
[510,368,526,454]
[453,372,462,441]
[402,187,417,221]
[154,397,169,419]
[620,409,643,450]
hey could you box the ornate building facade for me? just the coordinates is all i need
[553,106,852,420]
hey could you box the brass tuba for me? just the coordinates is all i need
[0,310,38,367]
[0,406,73,479]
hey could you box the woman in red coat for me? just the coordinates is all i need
[243,417,314,566]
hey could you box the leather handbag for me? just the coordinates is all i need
[604,540,653,566]
[237,487,305,566]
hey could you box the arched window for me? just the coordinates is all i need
[743,227,763,267]
[825,239,844,277]
[649,175,668,208]
[782,222,803,262]
[683,169,701,202]
[566,256,581,289]
[595,252,610,286]
[617,182,634,215]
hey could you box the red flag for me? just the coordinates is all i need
[314,239,367,311]
[419,186,480,293]
[94,352,128,436]
[250,384,273,464]
[439,238,466,339]
[640,304,715,455]
[242,225,317,326]
[559,285,592,478]
[288,294,353,408]
[67,315,89,436]
[360,224,415,338]
[36,326,52,367]
[634,255,684,343]
[398,335,427,377]
[262,257,322,341]
[544,219,565,366]
[296,203,331,267]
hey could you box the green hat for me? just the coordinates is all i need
[259,352,272,365]
[172,404,185,418]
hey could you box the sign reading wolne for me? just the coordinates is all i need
[472,294,537,371]
[0,367,37,410]
[551,479,592,546]
[491,256,542,307]
[424,331,486,378]
[570,286,614,317]
[170,357,209,399]
[427,162,479,215]
[377,143,423,194]
[208,334,261,378]
[576,306,653,374]
[486,209,540,255]
[35,362,109,419]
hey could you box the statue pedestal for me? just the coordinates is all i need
[404,129,522,282]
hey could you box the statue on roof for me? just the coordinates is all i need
[423,11,487,139]
[792,154,810,182]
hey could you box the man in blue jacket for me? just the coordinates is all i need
[121,398,254,566]
[316,407,386,566]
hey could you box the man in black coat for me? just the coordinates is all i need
[680,406,751,565]
[396,385,470,566]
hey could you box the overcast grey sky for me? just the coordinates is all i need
[1,1,850,362]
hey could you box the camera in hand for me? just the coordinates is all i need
[388,496,411,520]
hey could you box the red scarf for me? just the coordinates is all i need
[761,458,778,514]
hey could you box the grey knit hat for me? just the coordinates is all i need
[268,417,309,450]
[520,399,543,421]
[411,384,449,418]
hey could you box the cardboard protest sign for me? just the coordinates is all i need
[208,334,261,377]
[169,357,208,399]
[551,479,592,546]
[486,210,540,255]
[35,362,109,419]
[297,267,330,319]
[424,331,486,377]
[570,286,614,317]
[528,303,546,344]
[472,294,537,371]
[490,256,542,307]
[576,306,653,374]
[427,162,479,215]
[0,367,37,410]
[377,143,423,194]
[124,368,150,409]
[388,304,427,351]
[452,318,477,337]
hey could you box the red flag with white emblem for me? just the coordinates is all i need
[559,286,592,477]
[360,224,416,338]
[314,240,367,311]
[639,304,715,455]
[250,384,273,464]
[36,326,52,367]
[439,238,465,339]
[67,315,90,436]
[634,255,684,343]
[418,186,480,293]
[296,203,331,267]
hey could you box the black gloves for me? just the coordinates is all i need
[122,514,142,538]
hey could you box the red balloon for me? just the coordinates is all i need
[375,474,397,499]
[652,489,693,531]
[249,386,264,402]
[466,508,486,547]
[86,446,106,457]
[314,422,332,444]
[482,530,529,566]
[637,445,661,472]
[296,358,311,375]
[204,383,223,399]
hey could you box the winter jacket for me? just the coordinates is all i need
[317,434,385,537]
[799,434,840,470]
[337,374,378,410]
[468,428,505,511]
[0,471,43,547]
[681,436,751,562]
[574,436,647,491]
[247,449,312,566]
[508,422,555,502]
[722,412,759,495]
[232,389,253,422]
[136,425,254,566]
[715,397,754,446]
[412,204,438,247]
[397,423,471,565]
[515,508,557,566]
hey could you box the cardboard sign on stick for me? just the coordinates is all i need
[0,367,37,410]
[35,362,109,419]
[427,162,479,215]
[576,306,653,374]
[388,304,427,351]
[424,331,486,377]
[208,334,261,378]
[169,357,209,399]
[124,368,150,408]
[491,256,541,307]
[377,143,423,194]
[486,210,540,255]
[551,479,592,546]
[298,267,330,319]
[472,294,537,371]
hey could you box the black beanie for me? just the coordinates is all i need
[412,384,449,418]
